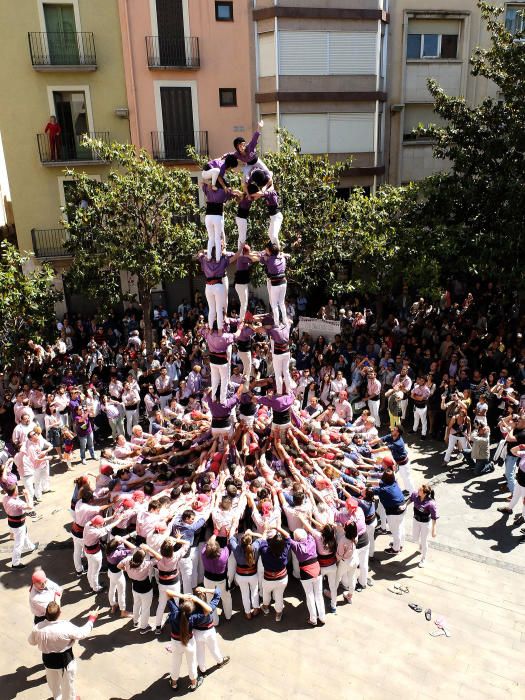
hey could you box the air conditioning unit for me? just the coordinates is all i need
[115,107,129,118]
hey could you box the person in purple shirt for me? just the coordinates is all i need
[204,384,243,439]
[200,534,232,624]
[258,389,295,435]
[259,525,291,622]
[410,483,438,568]
[201,153,238,191]
[200,325,237,404]
[197,250,235,331]
[247,171,282,245]
[261,315,292,394]
[289,528,325,626]
[202,183,239,263]
[73,405,95,464]
[255,243,289,325]
[233,244,254,318]
[231,120,273,185]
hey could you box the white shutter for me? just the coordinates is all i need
[280,114,328,153]
[259,33,276,78]
[279,31,327,75]
[328,113,375,153]
[329,32,377,75]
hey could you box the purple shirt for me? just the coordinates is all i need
[201,328,234,353]
[267,326,289,346]
[259,536,291,571]
[233,130,260,164]
[410,493,439,520]
[200,542,229,574]
[258,393,295,412]
[236,255,253,272]
[199,252,233,279]
[106,543,132,567]
[238,326,255,343]
[289,534,317,563]
[260,253,286,276]
[263,189,279,209]
[204,393,239,418]
[202,183,233,205]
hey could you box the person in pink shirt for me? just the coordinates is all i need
[12,413,36,448]
[364,369,382,427]
[72,487,112,575]
[2,483,37,568]
[25,430,53,502]
[335,521,358,604]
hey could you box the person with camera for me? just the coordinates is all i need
[444,406,472,466]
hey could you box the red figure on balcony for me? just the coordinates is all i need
[44,115,61,161]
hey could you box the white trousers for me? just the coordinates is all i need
[400,398,409,420]
[108,569,127,610]
[10,524,34,566]
[377,502,388,529]
[398,462,415,493]
[194,627,224,672]
[238,350,252,387]
[508,483,525,515]
[159,393,172,409]
[34,412,46,432]
[272,352,292,395]
[203,577,232,625]
[210,362,230,404]
[72,535,84,574]
[205,282,227,331]
[125,408,139,437]
[444,434,469,463]
[386,512,406,552]
[202,167,221,187]
[321,564,338,606]
[179,548,199,594]
[205,214,224,261]
[22,475,35,508]
[300,575,325,623]
[262,575,287,613]
[336,555,358,592]
[34,468,46,500]
[236,217,248,250]
[268,212,283,246]
[235,572,259,614]
[86,549,102,591]
[235,283,249,319]
[357,543,370,587]
[132,588,153,628]
[267,280,288,326]
[155,580,181,627]
[366,518,377,557]
[412,519,431,561]
[108,417,125,439]
[367,399,380,427]
[413,406,428,436]
[45,659,77,700]
[171,637,198,682]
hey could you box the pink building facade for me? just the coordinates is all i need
[118,0,256,171]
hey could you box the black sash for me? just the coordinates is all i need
[206,202,224,215]
[234,269,250,285]
[42,647,74,670]
[212,416,230,429]
[273,408,290,425]
[131,577,153,594]
[414,508,430,523]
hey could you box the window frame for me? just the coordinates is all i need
[215,1,234,22]
[505,4,525,33]
[219,87,237,107]
[406,32,459,60]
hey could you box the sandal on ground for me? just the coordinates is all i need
[388,586,402,595]
[217,656,230,668]
[408,603,423,613]
[425,608,432,621]
[384,547,399,554]
[190,676,204,691]
[251,608,261,617]
[168,678,178,690]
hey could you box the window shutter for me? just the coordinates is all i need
[280,114,328,153]
[328,113,375,153]
[279,31,327,75]
[329,32,377,75]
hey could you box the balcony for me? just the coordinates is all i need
[28,32,97,70]
[151,131,208,162]
[31,228,71,259]
[146,36,200,69]
[37,132,110,165]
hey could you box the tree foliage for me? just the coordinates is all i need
[0,241,60,367]
[63,139,201,348]
[416,1,525,285]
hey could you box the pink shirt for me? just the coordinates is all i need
[74,501,100,527]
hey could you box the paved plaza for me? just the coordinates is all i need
[1,437,523,700]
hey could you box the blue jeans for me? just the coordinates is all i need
[78,432,95,462]
[505,455,517,492]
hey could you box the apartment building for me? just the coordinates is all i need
[117,0,256,172]
[387,0,506,184]
[0,0,130,313]
[252,0,389,195]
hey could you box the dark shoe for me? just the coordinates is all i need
[497,507,512,514]
[155,626,162,636]
[384,547,400,554]
[217,656,230,668]
[420,435,427,441]
[355,581,364,592]
[11,563,26,569]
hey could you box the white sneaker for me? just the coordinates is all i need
[418,560,426,568]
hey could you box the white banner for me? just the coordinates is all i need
[298,316,341,341]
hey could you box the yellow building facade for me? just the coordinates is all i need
[0,0,130,313]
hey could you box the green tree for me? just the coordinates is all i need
[0,241,60,367]
[63,139,201,349]
[417,1,525,286]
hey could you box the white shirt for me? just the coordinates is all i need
[28,618,94,654]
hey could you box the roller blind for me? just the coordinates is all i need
[281,113,375,153]
[278,31,377,75]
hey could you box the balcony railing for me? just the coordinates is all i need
[146,36,200,69]
[37,131,110,164]
[151,131,208,161]
[31,228,71,258]
[28,32,97,69]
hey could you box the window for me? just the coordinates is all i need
[407,33,458,59]
[215,2,233,22]
[506,5,525,33]
[279,31,377,76]
[219,88,237,107]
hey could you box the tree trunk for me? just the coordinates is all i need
[138,276,153,351]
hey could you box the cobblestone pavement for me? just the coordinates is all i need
[0,434,522,700]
